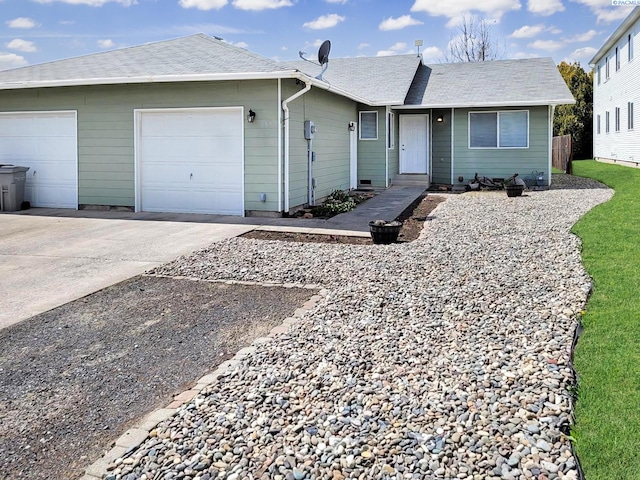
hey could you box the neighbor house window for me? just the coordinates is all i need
[606,56,610,79]
[629,102,634,130]
[387,112,395,149]
[597,114,601,134]
[359,111,378,140]
[629,34,634,61]
[606,111,610,133]
[597,65,601,85]
[615,107,621,131]
[469,111,528,149]
[616,47,620,71]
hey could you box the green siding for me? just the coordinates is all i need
[453,106,550,184]
[357,106,387,187]
[431,109,452,184]
[388,110,400,180]
[0,80,281,211]
[283,80,357,209]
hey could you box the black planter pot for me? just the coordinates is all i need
[505,184,525,197]
[369,221,402,244]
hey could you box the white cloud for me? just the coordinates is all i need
[527,0,565,16]
[569,0,634,23]
[179,0,227,9]
[97,39,115,48]
[303,14,345,30]
[6,39,37,52]
[357,42,370,49]
[6,17,38,29]
[232,0,294,10]
[513,51,542,59]
[379,15,424,31]
[528,39,564,51]
[229,40,249,48]
[0,52,28,70]
[33,0,136,5]
[565,46,597,62]
[421,46,443,62]
[410,0,521,22]
[324,0,347,3]
[510,24,546,38]
[377,41,410,56]
[564,29,598,42]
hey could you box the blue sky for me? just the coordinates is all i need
[0,0,635,71]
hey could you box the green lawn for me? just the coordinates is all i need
[570,160,640,479]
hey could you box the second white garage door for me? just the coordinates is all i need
[136,107,244,216]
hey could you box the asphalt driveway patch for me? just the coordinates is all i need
[0,275,313,480]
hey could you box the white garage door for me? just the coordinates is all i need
[0,111,78,209]
[136,107,244,216]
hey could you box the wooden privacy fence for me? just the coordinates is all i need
[552,134,573,174]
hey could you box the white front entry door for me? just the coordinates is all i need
[400,115,428,174]
[136,107,244,216]
[0,111,78,208]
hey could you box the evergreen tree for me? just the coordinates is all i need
[554,61,593,160]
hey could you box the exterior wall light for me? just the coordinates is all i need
[247,109,256,123]
[348,122,356,131]
[436,116,444,123]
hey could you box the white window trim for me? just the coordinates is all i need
[628,102,634,131]
[359,111,378,141]
[615,107,621,132]
[468,110,530,150]
[605,111,610,133]
[596,114,601,135]
[387,112,395,149]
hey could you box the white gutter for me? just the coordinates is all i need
[281,81,312,213]
[277,78,282,212]
[393,100,575,109]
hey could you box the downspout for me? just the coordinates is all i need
[277,79,282,212]
[385,106,390,188]
[282,81,312,213]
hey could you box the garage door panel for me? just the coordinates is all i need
[138,108,244,216]
[0,112,77,209]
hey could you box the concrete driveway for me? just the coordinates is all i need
[0,214,254,329]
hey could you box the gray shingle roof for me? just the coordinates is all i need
[404,57,574,108]
[0,34,289,83]
[282,55,422,105]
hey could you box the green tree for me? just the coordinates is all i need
[554,61,593,160]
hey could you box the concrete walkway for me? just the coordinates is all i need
[7,186,427,234]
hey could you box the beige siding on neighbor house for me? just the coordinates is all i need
[0,80,281,211]
[453,106,550,184]
[283,80,357,209]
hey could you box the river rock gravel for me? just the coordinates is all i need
[107,179,612,480]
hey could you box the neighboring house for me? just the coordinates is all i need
[0,34,573,217]
[590,7,640,167]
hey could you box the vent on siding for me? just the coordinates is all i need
[360,179,372,185]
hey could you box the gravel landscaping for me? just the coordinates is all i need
[104,176,612,480]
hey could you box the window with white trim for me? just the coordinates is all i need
[597,65,601,85]
[629,33,634,61]
[597,114,601,135]
[629,102,634,130]
[359,111,378,140]
[616,47,620,71]
[606,56,610,79]
[469,111,528,149]
[606,111,610,133]
[615,107,621,132]
[387,112,395,149]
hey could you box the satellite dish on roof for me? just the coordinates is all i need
[298,40,331,81]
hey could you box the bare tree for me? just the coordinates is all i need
[447,15,504,62]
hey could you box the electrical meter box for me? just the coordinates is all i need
[304,120,316,139]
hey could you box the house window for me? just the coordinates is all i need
[629,102,634,130]
[606,111,610,133]
[597,65,601,85]
[387,112,395,149]
[597,114,601,135]
[615,107,621,131]
[616,47,620,71]
[469,110,529,149]
[359,111,378,140]
[629,33,634,61]
[606,56,610,79]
